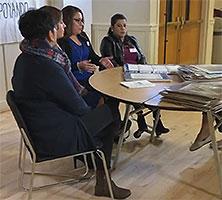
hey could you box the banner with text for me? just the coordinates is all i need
[0,0,36,44]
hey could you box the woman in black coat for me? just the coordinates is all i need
[100,13,169,138]
[12,9,131,199]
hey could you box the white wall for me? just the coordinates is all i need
[91,0,159,62]
[92,0,149,24]
[63,0,92,37]
[215,0,222,9]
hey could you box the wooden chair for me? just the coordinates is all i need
[6,90,114,200]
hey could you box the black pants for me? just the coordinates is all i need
[80,102,120,170]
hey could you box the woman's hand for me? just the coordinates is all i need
[77,60,97,73]
[99,57,114,69]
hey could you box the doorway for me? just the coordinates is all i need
[158,0,202,64]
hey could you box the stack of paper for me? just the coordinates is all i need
[160,81,222,113]
[125,64,180,74]
[178,64,222,81]
[123,64,173,82]
[120,80,155,88]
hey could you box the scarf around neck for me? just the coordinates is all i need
[20,39,85,94]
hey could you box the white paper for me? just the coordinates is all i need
[120,80,155,88]
[131,73,163,80]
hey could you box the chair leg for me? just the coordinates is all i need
[18,136,23,170]
[28,161,36,200]
[82,154,89,177]
[90,152,97,171]
[96,149,114,200]
[19,144,26,189]
[73,157,78,169]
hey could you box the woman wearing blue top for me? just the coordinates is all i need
[58,6,113,90]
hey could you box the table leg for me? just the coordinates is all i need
[112,104,132,169]
[149,109,160,142]
[206,111,222,197]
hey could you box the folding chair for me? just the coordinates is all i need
[6,90,114,200]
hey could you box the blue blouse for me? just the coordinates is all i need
[67,37,91,81]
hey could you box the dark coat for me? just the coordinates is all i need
[12,52,106,160]
[100,33,146,66]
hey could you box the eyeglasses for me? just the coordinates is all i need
[73,18,84,24]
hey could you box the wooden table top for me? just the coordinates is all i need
[89,67,183,105]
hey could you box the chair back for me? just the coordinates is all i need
[6,90,36,159]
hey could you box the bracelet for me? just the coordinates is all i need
[77,62,84,74]
[77,62,81,71]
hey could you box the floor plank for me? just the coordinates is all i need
[0,109,221,200]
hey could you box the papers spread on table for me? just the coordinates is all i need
[178,64,222,81]
[160,81,222,113]
[194,64,222,74]
[120,80,155,88]
[123,64,175,82]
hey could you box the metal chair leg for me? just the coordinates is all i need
[19,144,26,190]
[28,160,36,200]
[96,149,114,200]
[91,152,97,171]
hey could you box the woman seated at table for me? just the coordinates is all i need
[190,112,222,151]
[12,9,131,199]
[58,6,133,137]
[58,6,113,90]
[100,13,169,138]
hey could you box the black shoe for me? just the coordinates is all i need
[155,119,170,137]
[217,119,222,132]
[215,113,222,132]
[219,124,222,133]
[133,129,143,138]
[133,128,149,139]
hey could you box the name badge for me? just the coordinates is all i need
[129,48,137,53]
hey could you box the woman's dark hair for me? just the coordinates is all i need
[39,6,62,25]
[62,5,84,38]
[108,13,127,34]
[19,9,56,40]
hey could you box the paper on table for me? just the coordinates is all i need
[120,80,155,88]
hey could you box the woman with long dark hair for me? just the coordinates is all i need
[100,13,170,138]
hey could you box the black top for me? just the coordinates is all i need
[12,52,93,159]
[100,33,146,66]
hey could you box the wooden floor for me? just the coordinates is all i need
[1,108,222,200]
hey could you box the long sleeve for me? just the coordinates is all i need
[40,61,91,116]
[100,37,119,67]
[80,32,105,69]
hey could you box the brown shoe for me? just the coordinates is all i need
[95,179,131,199]
[189,135,211,151]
